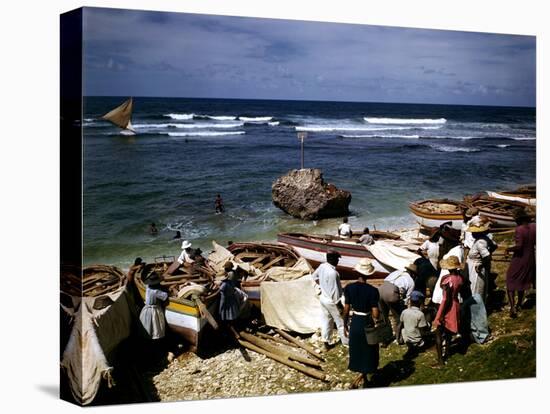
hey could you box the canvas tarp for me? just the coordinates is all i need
[60,285,136,405]
[260,275,322,334]
[262,257,313,281]
[367,240,420,271]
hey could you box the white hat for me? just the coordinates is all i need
[354,258,376,276]
[181,240,192,249]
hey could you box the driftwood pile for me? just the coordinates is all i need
[233,328,327,381]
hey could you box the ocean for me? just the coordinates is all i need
[83,97,536,269]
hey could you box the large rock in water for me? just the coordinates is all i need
[272,169,351,220]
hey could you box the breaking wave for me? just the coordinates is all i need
[167,131,245,137]
[239,116,273,122]
[364,117,447,125]
[164,113,195,120]
[340,134,420,139]
[430,144,480,153]
[134,122,244,129]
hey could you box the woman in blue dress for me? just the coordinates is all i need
[343,258,381,389]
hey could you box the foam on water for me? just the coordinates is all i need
[167,131,245,137]
[340,134,420,139]
[239,116,273,122]
[364,117,447,124]
[164,113,195,120]
[197,115,237,121]
[430,144,480,153]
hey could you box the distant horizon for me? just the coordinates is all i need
[84,94,536,109]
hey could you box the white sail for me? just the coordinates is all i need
[101,98,135,132]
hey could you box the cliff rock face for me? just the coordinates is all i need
[272,169,351,220]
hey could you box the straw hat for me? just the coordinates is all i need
[465,207,479,218]
[466,222,490,233]
[181,240,192,249]
[354,258,376,276]
[405,263,417,274]
[439,255,463,270]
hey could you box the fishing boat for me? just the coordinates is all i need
[101,97,136,135]
[277,232,419,279]
[226,242,309,307]
[486,185,536,206]
[133,256,220,352]
[469,197,536,227]
[61,265,132,405]
[409,198,468,230]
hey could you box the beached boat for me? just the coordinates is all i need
[409,198,468,230]
[469,197,536,227]
[134,256,219,352]
[486,185,536,206]
[277,232,419,279]
[226,242,308,307]
[61,265,133,405]
[101,97,136,135]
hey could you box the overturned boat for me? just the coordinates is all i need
[277,232,420,279]
[133,256,219,352]
[486,184,536,206]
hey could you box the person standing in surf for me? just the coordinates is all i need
[215,194,225,214]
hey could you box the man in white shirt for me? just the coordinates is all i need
[338,217,352,239]
[313,250,349,349]
[177,240,195,265]
[378,263,417,344]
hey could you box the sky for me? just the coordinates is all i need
[83,7,536,107]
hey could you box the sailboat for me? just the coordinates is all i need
[101,97,136,135]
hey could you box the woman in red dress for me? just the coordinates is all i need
[506,208,536,318]
[433,255,464,365]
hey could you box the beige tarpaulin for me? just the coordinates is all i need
[208,241,234,274]
[366,240,421,271]
[260,275,322,334]
[60,286,136,405]
[262,257,313,281]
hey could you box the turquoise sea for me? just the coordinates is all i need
[83,97,536,269]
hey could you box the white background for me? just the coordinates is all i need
[0,1,547,413]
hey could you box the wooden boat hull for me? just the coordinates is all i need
[134,261,218,352]
[409,199,466,230]
[486,191,536,206]
[470,197,536,228]
[277,233,393,279]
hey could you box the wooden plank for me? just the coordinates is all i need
[259,255,284,271]
[239,332,322,368]
[256,332,300,348]
[193,295,218,330]
[237,339,326,381]
[274,329,325,362]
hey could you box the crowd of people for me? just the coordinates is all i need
[131,206,535,389]
[319,208,535,387]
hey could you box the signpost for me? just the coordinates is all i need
[297,131,307,169]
